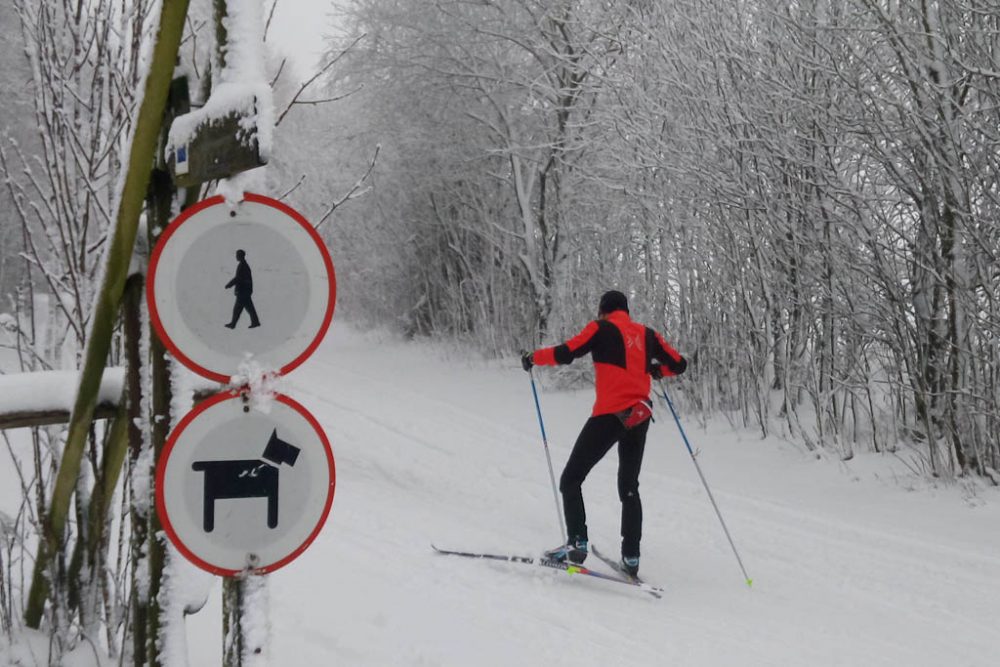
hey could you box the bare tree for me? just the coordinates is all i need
[0,0,157,657]
[313,0,1000,479]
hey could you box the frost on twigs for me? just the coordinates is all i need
[230,355,283,413]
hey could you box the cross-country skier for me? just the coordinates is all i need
[521,290,687,577]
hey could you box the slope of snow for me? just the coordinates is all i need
[186,320,1000,666]
[3,319,999,665]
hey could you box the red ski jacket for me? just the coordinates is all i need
[530,310,686,416]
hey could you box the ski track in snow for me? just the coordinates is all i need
[229,321,1000,667]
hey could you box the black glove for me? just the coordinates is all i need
[650,363,664,380]
[520,350,534,372]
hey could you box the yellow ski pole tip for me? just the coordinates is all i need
[746,578,753,588]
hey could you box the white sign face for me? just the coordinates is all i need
[148,193,336,382]
[156,392,335,576]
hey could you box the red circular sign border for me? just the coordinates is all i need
[154,390,337,577]
[147,192,337,383]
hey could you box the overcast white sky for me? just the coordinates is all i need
[266,0,342,76]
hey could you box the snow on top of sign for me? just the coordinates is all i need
[0,368,125,415]
[166,81,271,153]
[215,164,268,205]
[165,0,275,163]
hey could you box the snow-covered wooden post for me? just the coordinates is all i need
[23,0,192,630]
[223,567,267,665]
[160,1,274,664]
[145,167,177,667]
[124,269,152,666]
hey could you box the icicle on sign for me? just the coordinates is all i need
[148,193,336,382]
[155,391,336,575]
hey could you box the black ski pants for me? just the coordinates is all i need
[560,413,649,559]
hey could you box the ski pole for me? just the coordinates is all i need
[528,368,568,542]
[657,381,753,588]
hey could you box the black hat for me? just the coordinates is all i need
[598,290,629,315]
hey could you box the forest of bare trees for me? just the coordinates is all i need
[1,0,998,660]
[307,0,1000,481]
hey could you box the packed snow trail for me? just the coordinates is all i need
[184,321,1000,666]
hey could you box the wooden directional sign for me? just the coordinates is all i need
[148,193,336,382]
[168,103,267,188]
[155,391,335,576]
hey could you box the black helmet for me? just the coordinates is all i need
[598,290,629,315]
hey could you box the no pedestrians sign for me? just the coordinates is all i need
[148,193,336,382]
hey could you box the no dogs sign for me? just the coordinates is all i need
[155,391,336,576]
[148,193,336,382]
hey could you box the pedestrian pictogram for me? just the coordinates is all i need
[224,249,262,329]
[156,391,335,576]
[147,193,336,382]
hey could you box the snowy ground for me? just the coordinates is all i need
[5,319,1000,665]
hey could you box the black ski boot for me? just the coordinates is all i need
[544,538,588,565]
[620,555,640,578]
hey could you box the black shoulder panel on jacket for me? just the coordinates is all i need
[591,320,627,369]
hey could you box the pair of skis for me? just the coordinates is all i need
[432,544,663,599]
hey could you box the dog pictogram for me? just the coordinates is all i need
[191,428,300,532]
